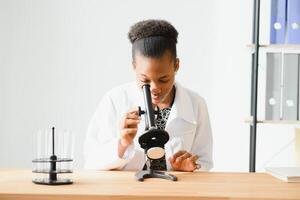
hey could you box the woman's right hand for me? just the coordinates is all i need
[119,108,141,148]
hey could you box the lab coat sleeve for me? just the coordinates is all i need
[83,93,135,170]
[192,99,213,171]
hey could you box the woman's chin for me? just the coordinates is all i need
[152,99,161,105]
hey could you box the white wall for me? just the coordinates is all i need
[208,0,252,171]
[1,0,297,171]
[0,0,215,169]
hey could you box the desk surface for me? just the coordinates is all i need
[0,169,300,200]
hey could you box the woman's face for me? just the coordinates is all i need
[133,51,179,105]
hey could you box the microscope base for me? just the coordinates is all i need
[135,170,177,181]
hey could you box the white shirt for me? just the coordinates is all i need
[84,82,213,171]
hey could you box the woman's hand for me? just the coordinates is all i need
[169,150,200,172]
[119,108,141,148]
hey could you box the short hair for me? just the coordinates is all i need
[128,19,178,61]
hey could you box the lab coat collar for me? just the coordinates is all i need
[133,81,197,125]
[168,82,197,125]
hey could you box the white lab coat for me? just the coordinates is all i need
[84,82,213,171]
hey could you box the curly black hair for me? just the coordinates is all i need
[128,19,178,60]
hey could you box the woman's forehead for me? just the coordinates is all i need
[135,61,174,76]
[134,50,174,63]
[135,53,174,68]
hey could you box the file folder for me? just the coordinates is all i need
[282,54,299,120]
[265,53,282,120]
[270,0,287,44]
[286,0,300,44]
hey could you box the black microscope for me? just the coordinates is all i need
[135,84,177,181]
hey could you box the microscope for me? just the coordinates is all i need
[135,84,177,181]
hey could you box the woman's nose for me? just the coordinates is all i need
[150,83,161,94]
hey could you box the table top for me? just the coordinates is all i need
[0,169,300,200]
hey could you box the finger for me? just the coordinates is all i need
[121,128,138,137]
[120,117,140,128]
[169,150,186,163]
[189,155,200,163]
[176,152,192,163]
[172,150,187,160]
[168,156,177,164]
[186,155,200,170]
[125,108,140,119]
[124,118,140,127]
[126,113,140,120]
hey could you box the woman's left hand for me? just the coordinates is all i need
[169,150,200,172]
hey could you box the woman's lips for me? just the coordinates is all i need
[152,96,160,102]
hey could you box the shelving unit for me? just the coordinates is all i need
[248,44,300,53]
[249,0,260,173]
[248,44,300,48]
[245,117,300,124]
[249,0,300,172]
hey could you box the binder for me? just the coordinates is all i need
[270,0,287,44]
[286,0,300,44]
[265,53,282,120]
[282,54,299,120]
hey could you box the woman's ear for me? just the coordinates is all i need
[174,58,180,73]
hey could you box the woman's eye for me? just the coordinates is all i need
[140,80,149,83]
[159,80,169,83]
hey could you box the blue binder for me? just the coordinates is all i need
[286,0,300,44]
[270,0,287,44]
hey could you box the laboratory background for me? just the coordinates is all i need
[0,0,299,172]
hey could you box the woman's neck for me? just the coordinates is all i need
[156,86,175,109]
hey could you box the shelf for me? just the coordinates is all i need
[245,117,300,124]
[247,44,300,53]
[33,169,73,174]
[32,158,73,163]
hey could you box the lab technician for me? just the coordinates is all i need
[84,19,213,172]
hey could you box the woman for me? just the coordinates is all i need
[84,19,213,172]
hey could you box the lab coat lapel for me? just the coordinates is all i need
[164,83,197,169]
[165,82,197,135]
